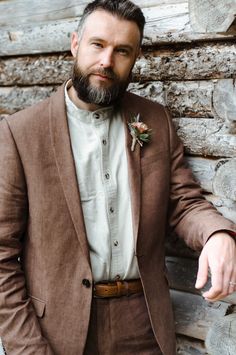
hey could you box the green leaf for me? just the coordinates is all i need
[140,134,149,139]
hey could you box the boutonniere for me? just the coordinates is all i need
[128,113,152,151]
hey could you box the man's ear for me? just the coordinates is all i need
[71,32,79,58]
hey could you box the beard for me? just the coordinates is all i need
[72,61,131,107]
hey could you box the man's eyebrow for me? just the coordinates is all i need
[116,44,135,52]
[89,37,104,42]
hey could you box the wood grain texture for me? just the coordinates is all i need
[205,313,236,355]
[0,81,215,117]
[0,1,235,56]
[173,117,236,157]
[166,256,236,304]
[1,82,235,158]
[0,86,56,114]
[129,81,214,118]
[134,43,236,81]
[212,159,236,201]
[189,0,236,32]
[176,335,206,354]
[187,157,236,203]
[1,43,235,86]
[170,289,231,340]
[213,79,236,127]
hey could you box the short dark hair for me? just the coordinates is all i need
[78,0,146,45]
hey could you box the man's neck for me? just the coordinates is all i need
[68,85,102,112]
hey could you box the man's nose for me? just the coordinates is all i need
[100,48,114,68]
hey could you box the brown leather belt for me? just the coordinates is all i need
[93,279,143,298]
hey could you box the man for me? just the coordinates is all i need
[0,1,235,354]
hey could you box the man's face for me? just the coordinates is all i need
[71,10,141,106]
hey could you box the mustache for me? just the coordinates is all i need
[90,67,118,81]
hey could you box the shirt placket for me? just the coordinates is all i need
[93,112,124,280]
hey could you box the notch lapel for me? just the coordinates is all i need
[49,85,90,262]
[122,99,141,254]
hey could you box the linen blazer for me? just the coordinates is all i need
[0,83,235,355]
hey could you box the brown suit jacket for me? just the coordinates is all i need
[0,83,235,355]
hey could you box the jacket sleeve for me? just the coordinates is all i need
[165,108,236,250]
[0,119,54,355]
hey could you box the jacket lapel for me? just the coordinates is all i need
[122,96,141,254]
[49,84,90,262]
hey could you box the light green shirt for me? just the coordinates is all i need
[65,81,139,282]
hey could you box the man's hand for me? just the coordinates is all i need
[195,232,236,301]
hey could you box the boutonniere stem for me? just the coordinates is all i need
[128,114,152,152]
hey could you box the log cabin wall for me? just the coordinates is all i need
[0,0,236,354]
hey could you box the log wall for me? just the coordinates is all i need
[0,0,236,353]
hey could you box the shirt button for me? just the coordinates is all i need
[113,240,119,247]
[94,113,100,119]
[82,279,91,288]
[105,173,110,180]
[102,139,107,145]
[110,207,114,213]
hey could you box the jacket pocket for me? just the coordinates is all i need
[29,295,46,318]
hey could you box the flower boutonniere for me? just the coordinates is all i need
[128,113,152,151]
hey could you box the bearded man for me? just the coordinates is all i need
[0,1,236,354]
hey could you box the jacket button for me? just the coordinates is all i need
[82,279,91,288]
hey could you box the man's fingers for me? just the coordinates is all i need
[195,250,209,289]
[202,267,223,300]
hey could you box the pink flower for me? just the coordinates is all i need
[131,122,148,133]
[128,114,152,152]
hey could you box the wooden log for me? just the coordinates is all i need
[176,335,206,354]
[131,78,236,120]
[164,81,214,118]
[0,1,189,26]
[0,0,86,26]
[0,86,55,115]
[0,6,235,56]
[133,43,236,82]
[186,157,236,202]
[213,79,236,135]
[0,81,214,118]
[186,156,216,193]
[173,117,236,157]
[189,0,236,32]
[129,81,214,118]
[205,313,236,355]
[1,43,235,86]
[170,289,231,340]
[1,84,236,158]
[166,256,204,294]
[0,54,73,86]
[212,159,236,201]
[166,256,236,304]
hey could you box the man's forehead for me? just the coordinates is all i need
[82,9,140,44]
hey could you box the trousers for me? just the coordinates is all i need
[84,292,163,355]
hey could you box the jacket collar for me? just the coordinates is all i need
[49,83,90,262]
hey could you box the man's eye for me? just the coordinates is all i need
[92,42,103,48]
[117,48,129,56]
